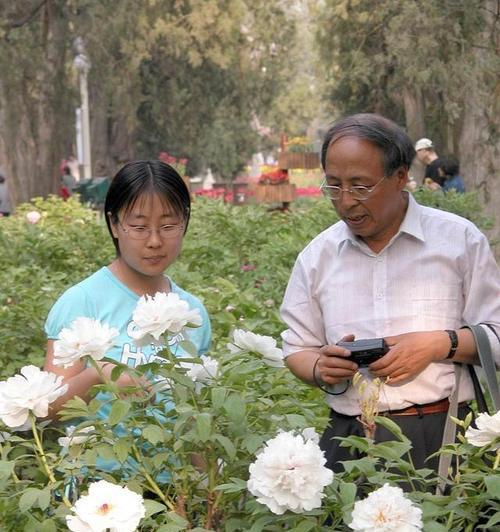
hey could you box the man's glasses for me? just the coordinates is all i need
[320,176,386,201]
[117,220,184,240]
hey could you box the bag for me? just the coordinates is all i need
[437,324,500,494]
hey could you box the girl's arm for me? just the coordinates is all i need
[44,340,151,419]
[43,339,107,418]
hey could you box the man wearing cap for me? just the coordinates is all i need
[280,113,500,474]
[415,137,442,186]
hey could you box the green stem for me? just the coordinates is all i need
[494,449,500,470]
[31,416,71,508]
[87,356,113,387]
[131,444,176,512]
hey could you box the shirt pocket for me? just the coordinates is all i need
[411,282,462,327]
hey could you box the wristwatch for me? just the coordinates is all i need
[445,329,458,359]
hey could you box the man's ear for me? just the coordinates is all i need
[394,167,409,190]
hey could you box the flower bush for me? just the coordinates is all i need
[0,193,497,529]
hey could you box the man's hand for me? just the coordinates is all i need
[368,330,450,384]
[316,334,358,385]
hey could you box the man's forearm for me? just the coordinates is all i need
[285,349,320,386]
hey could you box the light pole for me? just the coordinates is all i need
[73,38,92,180]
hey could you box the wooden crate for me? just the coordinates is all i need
[253,183,296,203]
[278,152,320,170]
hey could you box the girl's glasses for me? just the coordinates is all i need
[118,220,184,240]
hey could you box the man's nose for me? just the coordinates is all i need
[336,189,360,208]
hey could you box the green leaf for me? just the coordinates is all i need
[216,477,248,493]
[374,416,406,441]
[485,511,500,528]
[249,515,276,532]
[19,488,41,513]
[0,460,15,479]
[485,475,500,498]
[95,443,116,462]
[113,438,132,463]
[289,520,317,532]
[39,520,57,532]
[224,395,245,423]
[371,440,412,460]
[338,481,357,505]
[211,387,227,410]
[245,434,265,454]
[214,434,236,459]
[37,488,51,511]
[143,424,165,445]
[179,340,198,356]
[196,413,212,442]
[144,499,166,518]
[108,399,131,425]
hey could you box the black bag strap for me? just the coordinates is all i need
[437,324,499,494]
[467,324,500,410]
[467,365,489,413]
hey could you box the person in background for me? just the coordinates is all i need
[415,138,443,187]
[438,155,466,193]
[59,166,76,200]
[0,174,12,217]
[281,113,500,474]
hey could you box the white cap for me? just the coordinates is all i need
[415,138,433,151]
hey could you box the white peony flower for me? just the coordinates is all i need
[465,410,500,450]
[66,479,145,532]
[349,483,423,531]
[184,355,219,383]
[228,329,284,367]
[301,427,320,445]
[26,211,41,224]
[58,425,95,449]
[129,291,202,347]
[54,317,119,368]
[0,365,68,428]
[247,430,333,514]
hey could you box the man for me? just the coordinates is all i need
[415,137,442,186]
[280,113,500,473]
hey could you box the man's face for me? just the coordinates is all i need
[324,136,408,252]
[415,149,427,164]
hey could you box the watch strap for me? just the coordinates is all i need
[445,329,458,359]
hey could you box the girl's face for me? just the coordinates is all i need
[110,192,185,280]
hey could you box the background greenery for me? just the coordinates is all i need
[0,193,497,530]
[0,190,493,380]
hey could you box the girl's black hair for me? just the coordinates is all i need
[104,160,191,255]
[321,113,416,176]
[438,155,460,177]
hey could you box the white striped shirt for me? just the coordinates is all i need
[281,193,500,415]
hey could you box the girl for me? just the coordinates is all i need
[44,160,211,416]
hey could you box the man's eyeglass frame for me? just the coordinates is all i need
[320,175,386,201]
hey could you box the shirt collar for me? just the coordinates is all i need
[336,192,425,253]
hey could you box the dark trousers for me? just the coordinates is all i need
[319,405,472,474]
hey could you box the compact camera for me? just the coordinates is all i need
[337,338,389,367]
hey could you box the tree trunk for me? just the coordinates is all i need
[0,2,72,207]
[402,86,425,141]
[458,0,500,258]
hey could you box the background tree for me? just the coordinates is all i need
[315,0,500,250]
[0,0,299,201]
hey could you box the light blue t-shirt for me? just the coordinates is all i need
[45,267,211,480]
[45,266,211,365]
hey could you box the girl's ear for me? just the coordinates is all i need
[107,212,119,239]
